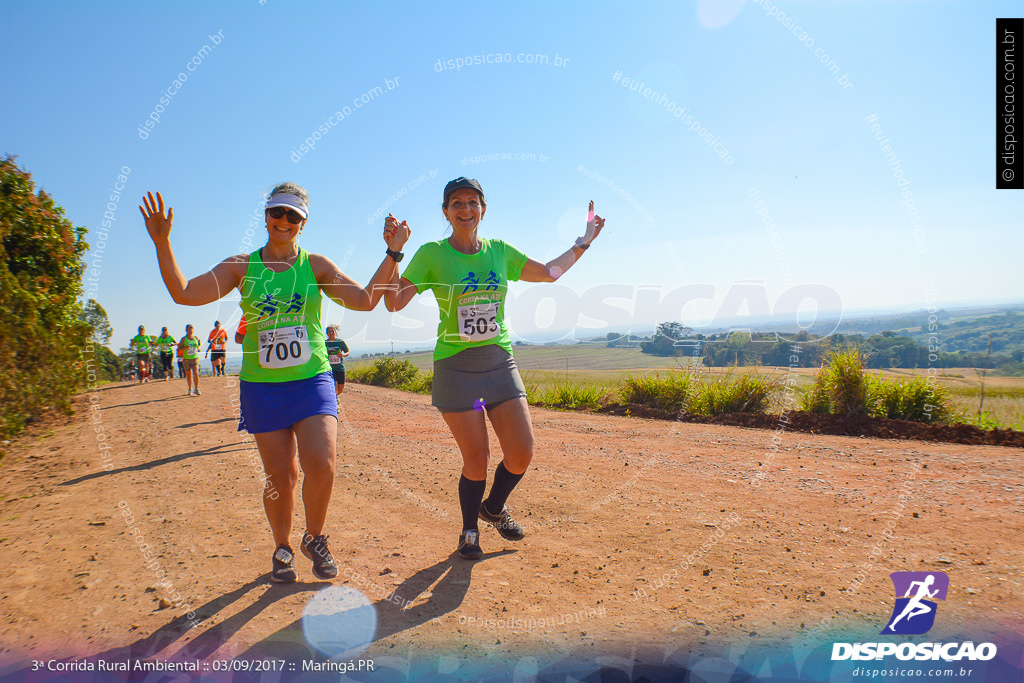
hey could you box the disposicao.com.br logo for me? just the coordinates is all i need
[831,571,997,662]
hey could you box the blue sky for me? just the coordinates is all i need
[2,1,1020,353]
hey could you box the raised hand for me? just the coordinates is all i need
[576,200,605,247]
[139,191,174,245]
[383,213,411,252]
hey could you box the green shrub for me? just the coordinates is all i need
[619,371,694,412]
[690,372,776,416]
[353,357,419,389]
[801,349,874,417]
[404,370,433,395]
[619,373,661,406]
[618,370,773,416]
[872,377,901,419]
[1,156,90,440]
[346,365,372,384]
[535,383,605,410]
[800,381,831,414]
[871,375,952,424]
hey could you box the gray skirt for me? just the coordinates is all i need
[432,345,527,413]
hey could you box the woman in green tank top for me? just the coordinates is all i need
[140,182,410,583]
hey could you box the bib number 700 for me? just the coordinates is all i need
[258,326,312,369]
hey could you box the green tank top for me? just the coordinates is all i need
[180,335,201,360]
[239,248,330,383]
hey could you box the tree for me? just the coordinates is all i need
[94,345,122,383]
[79,299,121,383]
[80,299,112,345]
[0,156,90,440]
[640,322,691,357]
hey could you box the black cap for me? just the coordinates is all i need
[443,177,484,205]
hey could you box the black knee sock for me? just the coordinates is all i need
[458,475,486,532]
[483,462,525,515]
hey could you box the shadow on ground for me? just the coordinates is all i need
[4,550,514,680]
[101,395,197,410]
[237,550,515,661]
[59,442,251,487]
[175,417,236,429]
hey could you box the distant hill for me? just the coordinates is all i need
[632,307,1024,375]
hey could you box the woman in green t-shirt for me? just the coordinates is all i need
[384,177,605,559]
[140,183,409,584]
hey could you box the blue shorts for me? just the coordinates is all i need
[238,371,338,434]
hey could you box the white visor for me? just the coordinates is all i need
[266,192,308,219]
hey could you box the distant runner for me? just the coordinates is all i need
[129,325,154,384]
[207,321,228,376]
[155,326,176,381]
[324,325,350,398]
[384,177,604,559]
[140,183,406,583]
[178,324,202,396]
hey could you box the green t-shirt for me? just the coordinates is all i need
[238,248,330,383]
[179,335,201,360]
[402,238,528,361]
[155,335,176,354]
[325,339,349,369]
[132,334,152,354]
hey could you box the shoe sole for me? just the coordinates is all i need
[478,509,525,542]
[270,571,297,584]
[458,547,483,560]
[309,567,338,580]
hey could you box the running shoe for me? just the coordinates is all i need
[301,532,338,580]
[194,388,202,396]
[186,389,193,396]
[458,529,483,560]
[270,545,297,584]
[479,502,526,541]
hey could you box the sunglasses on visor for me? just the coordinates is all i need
[267,206,304,224]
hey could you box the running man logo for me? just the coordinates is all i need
[460,270,501,294]
[881,571,949,635]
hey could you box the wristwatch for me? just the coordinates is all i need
[386,248,404,263]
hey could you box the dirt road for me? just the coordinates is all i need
[0,377,1021,679]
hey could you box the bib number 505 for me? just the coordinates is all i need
[259,326,312,369]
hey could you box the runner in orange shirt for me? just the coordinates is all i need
[206,320,229,376]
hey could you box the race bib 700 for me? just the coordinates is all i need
[258,326,312,369]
